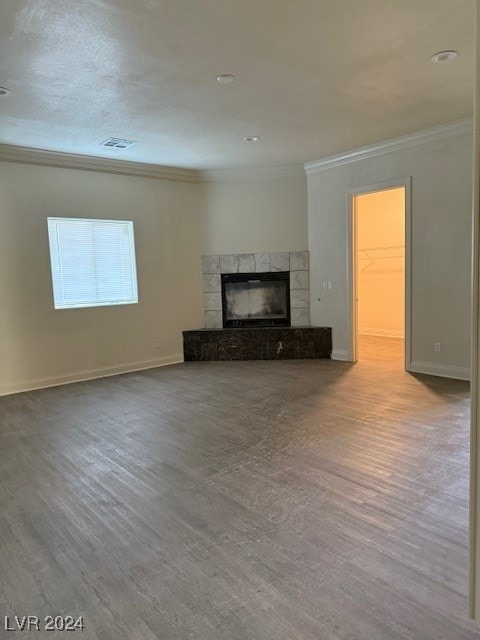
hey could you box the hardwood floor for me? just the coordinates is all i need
[0,346,476,639]
[358,334,405,363]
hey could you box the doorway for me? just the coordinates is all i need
[347,178,411,370]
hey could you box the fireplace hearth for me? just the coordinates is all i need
[221,271,290,327]
[189,251,332,361]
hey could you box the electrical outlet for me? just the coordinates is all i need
[155,340,162,348]
[434,342,441,353]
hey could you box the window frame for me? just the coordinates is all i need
[47,216,139,310]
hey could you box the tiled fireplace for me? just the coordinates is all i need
[201,251,310,328]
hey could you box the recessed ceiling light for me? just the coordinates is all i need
[217,74,235,84]
[244,136,260,142]
[430,50,458,63]
[0,87,11,96]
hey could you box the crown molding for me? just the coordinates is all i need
[304,117,473,176]
[0,143,200,183]
[0,143,306,183]
[1,117,471,183]
[198,164,306,182]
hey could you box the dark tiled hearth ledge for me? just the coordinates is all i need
[183,327,332,361]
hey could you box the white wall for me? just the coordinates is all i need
[307,133,473,377]
[199,172,308,254]
[1,133,469,391]
[0,163,309,394]
[0,162,204,394]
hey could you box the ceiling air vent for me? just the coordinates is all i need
[100,137,137,149]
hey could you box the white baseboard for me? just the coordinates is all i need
[331,349,350,362]
[0,354,184,397]
[359,328,404,338]
[409,361,470,381]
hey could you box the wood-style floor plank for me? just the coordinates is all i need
[0,336,477,639]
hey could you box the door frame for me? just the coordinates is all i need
[469,3,480,619]
[346,176,412,370]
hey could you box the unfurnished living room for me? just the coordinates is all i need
[1,1,480,639]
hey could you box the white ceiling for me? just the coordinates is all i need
[0,0,475,170]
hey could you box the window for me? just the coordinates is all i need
[47,217,138,309]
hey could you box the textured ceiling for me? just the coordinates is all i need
[0,0,475,169]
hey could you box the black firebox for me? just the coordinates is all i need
[221,271,290,328]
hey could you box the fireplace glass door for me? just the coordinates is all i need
[221,272,290,327]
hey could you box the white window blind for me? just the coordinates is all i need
[47,217,138,309]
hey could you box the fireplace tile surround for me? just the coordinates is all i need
[202,251,310,328]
